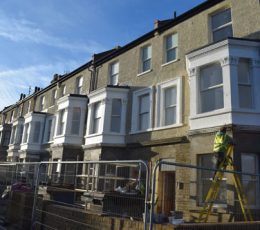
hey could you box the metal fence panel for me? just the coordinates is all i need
[149,160,260,230]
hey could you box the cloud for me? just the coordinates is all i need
[0,61,81,110]
[0,14,104,54]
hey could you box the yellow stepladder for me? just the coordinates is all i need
[198,145,253,223]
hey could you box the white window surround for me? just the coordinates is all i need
[155,77,182,129]
[85,87,129,146]
[164,33,178,64]
[43,116,56,143]
[131,87,153,134]
[186,38,260,130]
[140,45,152,74]
[40,96,45,111]
[75,76,83,94]
[109,62,119,85]
[210,8,233,43]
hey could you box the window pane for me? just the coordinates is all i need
[165,107,176,125]
[166,48,177,63]
[93,118,100,133]
[201,87,224,113]
[213,25,233,42]
[111,62,119,75]
[165,87,177,107]
[143,59,151,72]
[142,46,151,60]
[111,99,121,116]
[212,9,232,30]
[166,34,178,49]
[241,154,259,206]
[139,113,149,130]
[139,94,149,113]
[200,64,223,90]
[199,154,227,205]
[239,86,252,108]
[94,102,102,118]
[238,59,250,84]
[33,122,41,143]
[71,108,81,135]
[111,117,121,133]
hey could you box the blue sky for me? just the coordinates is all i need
[0,0,205,110]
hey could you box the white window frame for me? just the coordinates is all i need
[10,125,17,144]
[71,107,81,135]
[57,109,66,136]
[39,96,45,111]
[51,89,57,105]
[211,8,233,43]
[90,102,102,135]
[164,33,178,64]
[109,62,119,85]
[199,62,224,114]
[60,85,66,98]
[131,87,153,133]
[75,76,83,94]
[238,58,253,109]
[27,101,31,114]
[22,123,30,143]
[156,77,182,129]
[140,45,152,74]
[33,121,41,143]
[110,99,122,133]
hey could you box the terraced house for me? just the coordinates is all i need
[0,0,260,222]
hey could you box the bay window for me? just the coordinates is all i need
[23,123,30,143]
[33,121,41,143]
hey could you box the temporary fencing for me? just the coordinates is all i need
[31,160,149,230]
[149,159,260,230]
[0,159,260,230]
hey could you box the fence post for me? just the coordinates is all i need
[149,160,161,230]
[31,163,41,230]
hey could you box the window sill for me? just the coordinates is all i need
[190,108,231,120]
[137,69,152,77]
[153,123,183,131]
[129,128,154,135]
[161,59,180,67]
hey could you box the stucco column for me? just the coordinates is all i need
[251,59,260,110]
[85,103,93,137]
[188,67,198,116]
[121,99,128,134]
[221,56,239,110]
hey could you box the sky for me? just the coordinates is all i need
[0,0,205,110]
